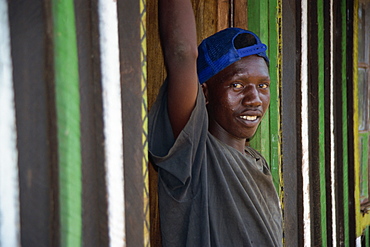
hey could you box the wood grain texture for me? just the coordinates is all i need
[8,0,59,246]
[74,0,109,245]
[117,0,147,246]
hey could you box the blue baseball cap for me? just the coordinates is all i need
[197,28,269,84]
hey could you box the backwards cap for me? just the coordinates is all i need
[197,27,269,84]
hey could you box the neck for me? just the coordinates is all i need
[208,123,247,154]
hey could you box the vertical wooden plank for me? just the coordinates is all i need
[52,0,82,245]
[281,0,303,245]
[117,0,150,245]
[340,2,350,244]
[317,1,329,245]
[147,0,165,110]
[98,0,126,246]
[217,0,230,30]
[307,0,324,245]
[300,1,312,245]
[74,0,109,245]
[323,0,335,244]
[0,0,20,245]
[267,0,282,192]
[360,134,370,200]
[345,0,357,244]
[233,0,247,28]
[247,0,270,164]
[329,3,338,242]
[352,0,362,238]
[8,0,60,246]
[332,0,347,245]
[193,0,219,42]
[247,0,281,193]
[146,1,164,246]
[247,0,268,37]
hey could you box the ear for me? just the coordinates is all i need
[201,83,209,104]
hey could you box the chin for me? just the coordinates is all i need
[242,131,257,141]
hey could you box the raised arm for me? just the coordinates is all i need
[158,0,199,138]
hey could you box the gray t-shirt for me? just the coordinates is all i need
[149,81,282,247]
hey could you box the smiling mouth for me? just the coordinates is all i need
[239,115,258,121]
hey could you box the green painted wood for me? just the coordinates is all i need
[252,0,269,163]
[360,133,369,200]
[341,1,350,245]
[52,0,82,245]
[267,0,281,191]
[247,0,280,191]
[317,0,328,245]
[247,0,264,154]
[247,0,269,156]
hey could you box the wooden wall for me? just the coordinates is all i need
[2,0,370,246]
[2,0,149,246]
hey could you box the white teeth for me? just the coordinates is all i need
[240,116,257,121]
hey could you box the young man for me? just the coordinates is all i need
[149,0,282,246]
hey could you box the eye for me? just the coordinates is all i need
[231,83,244,90]
[259,83,270,89]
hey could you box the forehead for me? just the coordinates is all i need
[206,55,268,84]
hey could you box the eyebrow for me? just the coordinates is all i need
[258,76,271,81]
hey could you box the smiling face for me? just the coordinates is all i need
[203,55,270,144]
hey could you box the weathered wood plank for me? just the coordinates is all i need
[233,0,247,28]
[281,0,303,246]
[247,0,270,161]
[0,1,20,245]
[74,0,109,245]
[217,0,230,30]
[307,0,324,245]
[52,0,83,244]
[118,0,148,245]
[8,0,59,246]
[267,0,281,192]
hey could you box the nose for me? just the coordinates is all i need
[242,85,262,107]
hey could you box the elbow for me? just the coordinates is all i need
[165,43,198,64]
[176,43,198,60]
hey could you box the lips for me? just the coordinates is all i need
[238,109,262,121]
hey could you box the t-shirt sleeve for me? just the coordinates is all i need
[148,80,208,193]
